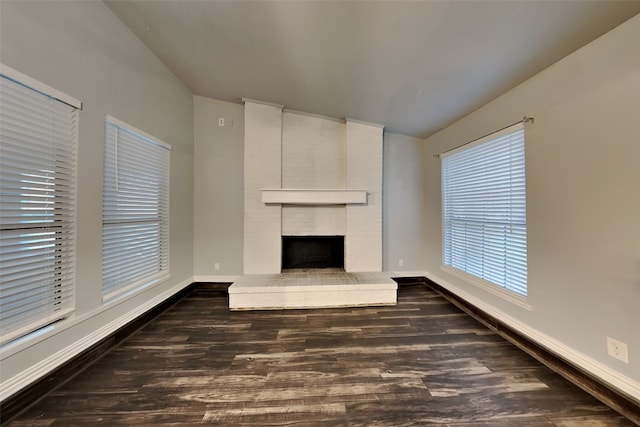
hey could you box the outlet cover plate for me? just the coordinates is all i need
[607,337,629,363]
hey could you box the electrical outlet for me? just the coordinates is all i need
[398,259,404,267]
[218,118,224,126]
[214,262,220,271]
[607,337,629,363]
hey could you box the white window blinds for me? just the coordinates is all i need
[102,116,170,302]
[442,123,527,297]
[0,68,80,345]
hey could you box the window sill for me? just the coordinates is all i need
[102,273,171,306]
[0,273,174,361]
[440,265,532,311]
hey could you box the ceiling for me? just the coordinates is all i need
[105,1,640,138]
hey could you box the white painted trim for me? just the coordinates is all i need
[440,265,532,311]
[105,115,172,150]
[102,273,171,305]
[1,273,165,360]
[422,269,640,402]
[193,275,239,283]
[262,189,367,205]
[0,308,74,348]
[0,63,82,109]
[283,108,345,124]
[0,278,193,401]
[345,117,385,129]
[241,97,284,110]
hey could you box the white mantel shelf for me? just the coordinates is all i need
[262,189,367,205]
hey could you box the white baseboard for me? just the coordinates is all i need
[193,275,239,283]
[422,269,640,402]
[0,277,193,402]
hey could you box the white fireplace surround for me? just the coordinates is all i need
[243,99,383,274]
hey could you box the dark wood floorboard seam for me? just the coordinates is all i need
[419,277,640,425]
[0,281,222,426]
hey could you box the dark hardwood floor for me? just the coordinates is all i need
[6,284,635,426]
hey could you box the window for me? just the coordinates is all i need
[0,65,80,345]
[102,116,170,302]
[441,123,527,298]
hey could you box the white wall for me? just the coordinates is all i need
[193,96,244,278]
[422,15,640,398]
[0,1,194,398]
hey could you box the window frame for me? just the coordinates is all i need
[101,115,171,303]
[0,64,81,346]
[440,122,529,308]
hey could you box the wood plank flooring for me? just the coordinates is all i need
[6,284,635,426]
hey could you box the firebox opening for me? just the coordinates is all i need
[282,236,344,270]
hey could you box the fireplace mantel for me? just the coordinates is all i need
[262,189,367,205]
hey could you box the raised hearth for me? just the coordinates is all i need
[228,271,397,310]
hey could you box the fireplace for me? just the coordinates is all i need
[282,236,344,270]
[243,100,383,274]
